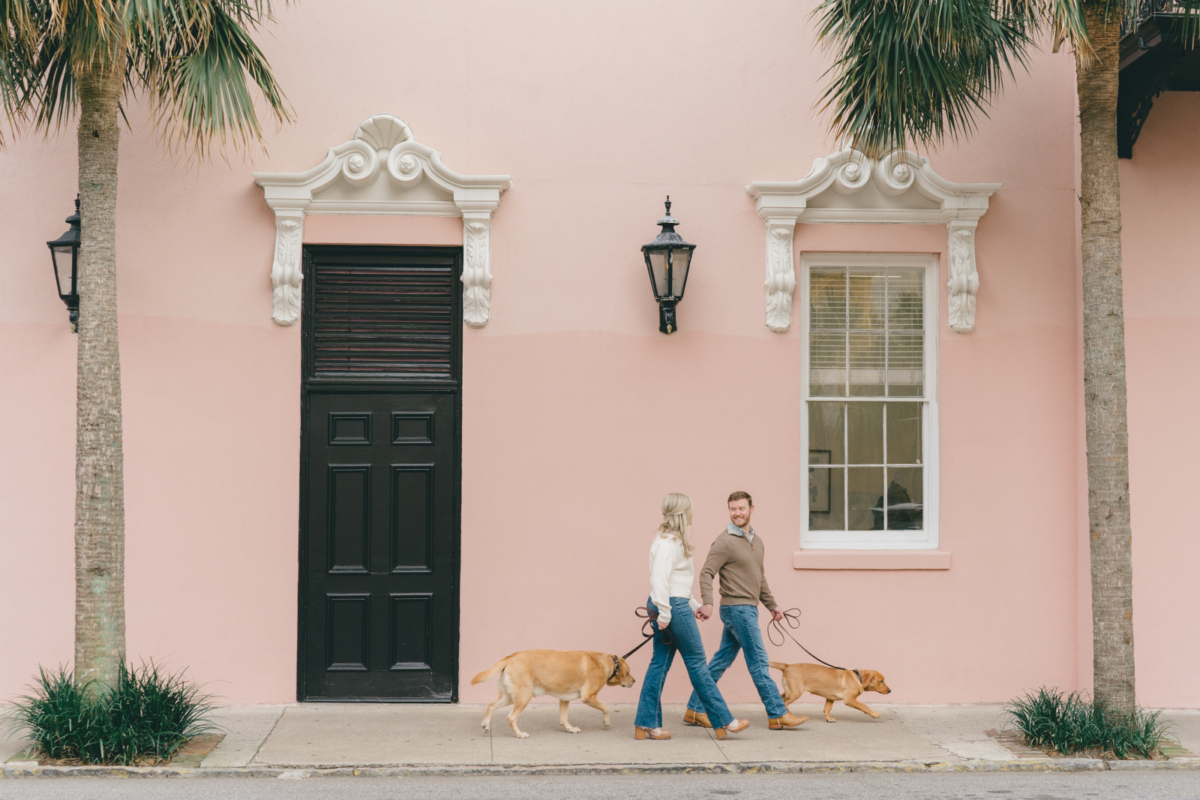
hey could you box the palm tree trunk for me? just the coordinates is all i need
[73,51,127,694]
[1076,4,1135,713]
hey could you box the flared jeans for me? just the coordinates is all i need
[685,603,788,719]
[634,596,734,730]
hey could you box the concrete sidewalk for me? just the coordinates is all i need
[4,704,1200,775]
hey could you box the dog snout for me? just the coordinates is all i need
[623,676,637,688]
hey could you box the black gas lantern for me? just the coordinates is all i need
[641,196,695,334]
[47,196,81,333]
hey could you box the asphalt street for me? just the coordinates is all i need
[0,773,1198,800]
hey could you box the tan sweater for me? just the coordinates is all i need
[699,528,778,610]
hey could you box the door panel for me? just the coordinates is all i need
[300,246,460,702]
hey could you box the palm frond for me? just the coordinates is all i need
[814,0,1043,156]
[134,0,292,158]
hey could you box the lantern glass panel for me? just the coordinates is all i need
[669,247,692,298]
[647,250,669,299]
[51,245,74,297]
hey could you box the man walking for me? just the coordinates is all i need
[685,491,807,730]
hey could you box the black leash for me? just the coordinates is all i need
[620,606,673,660]
[766,607,847,671]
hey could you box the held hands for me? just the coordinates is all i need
[696,604,713,621]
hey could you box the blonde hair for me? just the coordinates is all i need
[657,493,694,557]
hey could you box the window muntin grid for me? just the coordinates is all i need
[804,258,935,544]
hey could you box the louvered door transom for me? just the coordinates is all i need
[300,246,461,702]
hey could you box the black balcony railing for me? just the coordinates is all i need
[1123,1,1195,38]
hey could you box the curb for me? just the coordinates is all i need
[3,758,1198,778]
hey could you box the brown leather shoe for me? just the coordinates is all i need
[635,726,672,740]
[714,718,750,739]
[683,708,712,728]
[768,712,808,729]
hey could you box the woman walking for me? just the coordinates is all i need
[635,493,750,740]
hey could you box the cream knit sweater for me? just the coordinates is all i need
[648,533,702,628]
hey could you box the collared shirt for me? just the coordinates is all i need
[699,524,776,610]
[727,521,755,544]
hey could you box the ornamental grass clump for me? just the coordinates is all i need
[8,663,212,765]
[1006,687,1172,760]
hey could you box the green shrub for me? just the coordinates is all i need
[1005,687,1172,759]
[7,662,213,765]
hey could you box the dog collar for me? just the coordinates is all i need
[609,655,620,681]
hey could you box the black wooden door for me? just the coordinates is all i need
[299,246,461,702]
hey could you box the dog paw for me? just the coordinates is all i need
[516,732,530,739]
[562,726,581,734]
[825,718,837,723]
[602,721,611,729]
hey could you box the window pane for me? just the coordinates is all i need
[808,467,844,529]
[888,267,923,330]
[847,403,883,464]
[849,332,884,396]
[808,402,845,464]
[886,468,923,530]
[848,467,884,531]
[810,332,846,396]
[886,403,922,465]
[848,269,885,330]
[887,332,924,396]
[810,269,846,329]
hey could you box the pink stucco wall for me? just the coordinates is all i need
[0,0,1192,708]
[1119,93,1200,709]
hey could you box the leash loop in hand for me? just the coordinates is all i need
[766,607,845,671]
[621,606,673,660]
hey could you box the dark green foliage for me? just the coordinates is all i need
[1006,687,1172,759]
[813,1,1200,158]
[0,0,293,155]
[8,663,213,765]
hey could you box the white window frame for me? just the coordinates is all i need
[799,252,940,550]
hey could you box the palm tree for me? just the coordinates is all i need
[0,0,291,694]
[814,0,1198,714]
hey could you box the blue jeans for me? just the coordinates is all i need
[686,604,788,719]
[634,597,734,730]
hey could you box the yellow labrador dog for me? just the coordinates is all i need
[770,662,891,723]
[472,650,636,738]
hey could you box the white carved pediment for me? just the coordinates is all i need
[253,114,512,326]
[747,148,999,333]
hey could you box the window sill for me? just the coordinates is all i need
[792,550,951,570]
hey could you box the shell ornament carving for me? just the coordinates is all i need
[764,226,796,332]
[353,115,413,150]
[947,227,978,333]
[271,217,304,326]
[462,221,493,327]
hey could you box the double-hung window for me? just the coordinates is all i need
[801,253,939,549]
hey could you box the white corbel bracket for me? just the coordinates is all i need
[747,148,999,334]
[253,115,512,327]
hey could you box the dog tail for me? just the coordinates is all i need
[768,661,788,672]
[471,654,517,685]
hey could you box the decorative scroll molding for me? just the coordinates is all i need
[270,212,304,326]
[765,222,796,332]
[947,222,979,334]
[747,148,999,333]
[462,216,493,328]
[253,114,511,327]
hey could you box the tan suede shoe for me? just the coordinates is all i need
[768,712,809,729]
[683,708,712,728]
